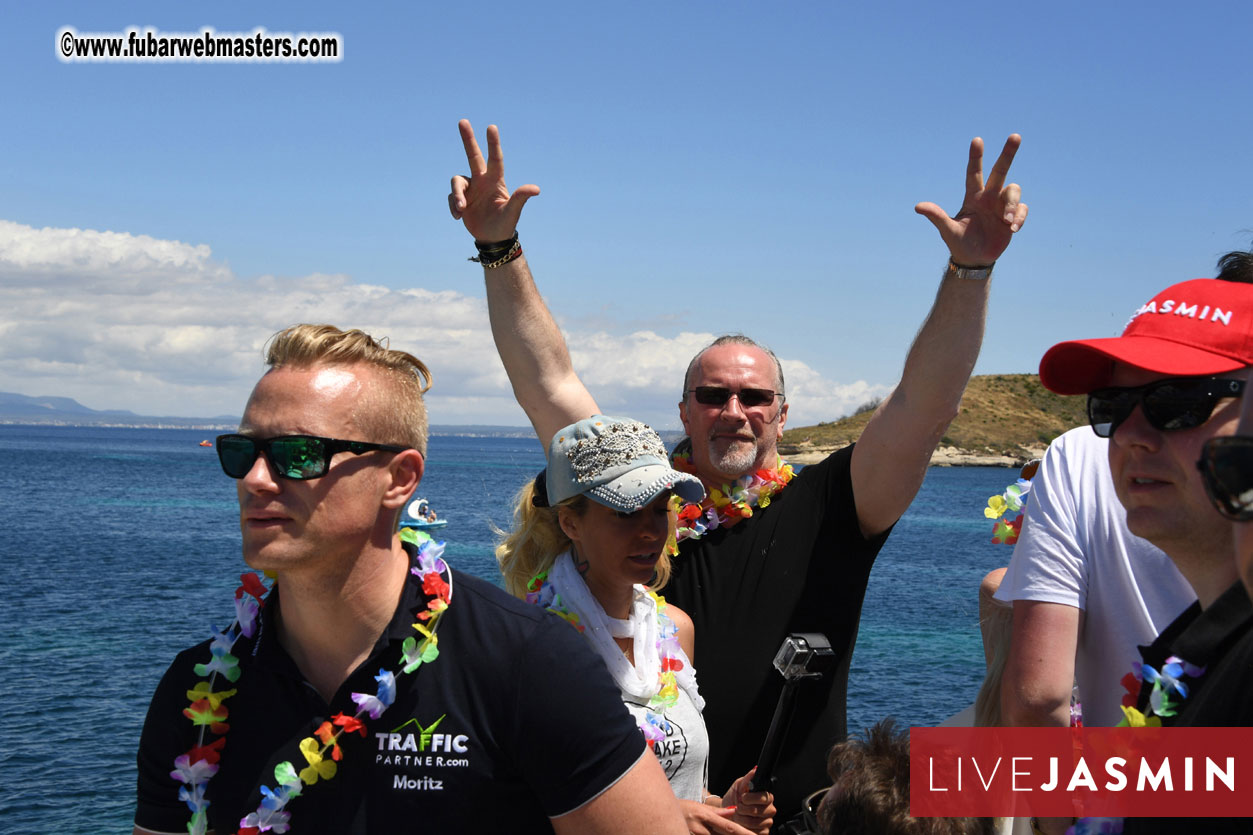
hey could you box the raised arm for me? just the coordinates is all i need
[449,119,599,446]
[850,135,1028,537]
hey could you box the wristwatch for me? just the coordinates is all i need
[946,259,995,280]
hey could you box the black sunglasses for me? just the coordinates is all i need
[215,434,410,480]
[686,386,782,409]
[1197,436,1253,522]
[1087,377,1244,438]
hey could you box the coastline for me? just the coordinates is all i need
[781,442,1047,468]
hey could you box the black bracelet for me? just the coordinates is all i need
[472,233,518,257]
[470,238,523,269]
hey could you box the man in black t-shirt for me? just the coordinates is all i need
[134,324,686,835]
[449,119,1029,819]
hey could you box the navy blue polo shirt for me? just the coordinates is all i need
[135,548,644,834]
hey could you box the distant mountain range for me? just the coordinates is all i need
[6,378,1078,460]
[0,391,539,435]
[0,391,239,428]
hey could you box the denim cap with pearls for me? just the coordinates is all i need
[546,415,706,513]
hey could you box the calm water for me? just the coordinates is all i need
[0,425,1018,832]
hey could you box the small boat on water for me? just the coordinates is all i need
[401,497,448,530]
[198,440,213,447]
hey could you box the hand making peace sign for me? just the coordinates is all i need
[448,119,540,244]
[915,134,1028,267]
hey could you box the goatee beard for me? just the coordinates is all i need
[706,439,757,480]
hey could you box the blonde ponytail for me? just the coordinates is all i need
[496,481,583,598]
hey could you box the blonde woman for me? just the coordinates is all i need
[498,416,776,835]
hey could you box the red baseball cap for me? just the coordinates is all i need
[1039,279,1253,394]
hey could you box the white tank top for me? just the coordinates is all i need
[620,677,710,801]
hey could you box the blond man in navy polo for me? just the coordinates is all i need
[134,324,687,834]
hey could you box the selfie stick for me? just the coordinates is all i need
[750,632,835,793]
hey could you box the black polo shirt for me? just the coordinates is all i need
[665,444,892,818]
[1122,582,1253,834]
[135,549,644,834]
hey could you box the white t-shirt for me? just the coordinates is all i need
[995,427,1196,727]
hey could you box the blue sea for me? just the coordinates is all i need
[0,425,1020,832]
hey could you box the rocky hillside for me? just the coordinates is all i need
[780,373,1088,466]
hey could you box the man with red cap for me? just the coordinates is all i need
[1033,249,1253,833]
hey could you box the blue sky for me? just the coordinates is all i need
[3,1,1252,429]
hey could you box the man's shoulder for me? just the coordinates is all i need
[446,568,577,640]
[160,636,225,678]
[675,443,860,562]
[1171,605,1253,726]
[753,443,853,506]
[441,570,637,732]
[775,442,856,519]
[142,635,235,723]
[1141,600,1204,665]
[1050,425,1103,456]
[1032,427,1108,496]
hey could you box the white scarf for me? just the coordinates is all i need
[546,551,703,711]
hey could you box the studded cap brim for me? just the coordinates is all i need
[583,464,706,513]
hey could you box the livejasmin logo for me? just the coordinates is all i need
[910,727,1253,818]
[375,714,472,786]
[927,754,1235,794]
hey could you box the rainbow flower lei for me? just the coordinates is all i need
[1115,655,1205,728]
[525,575,685,743]
[1064,657,1206,834]
[172,529,452,835]
[981,475,1033,545]
[668,452,795,553]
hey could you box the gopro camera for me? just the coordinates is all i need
[772,632,836,682]
[752,632,836,793]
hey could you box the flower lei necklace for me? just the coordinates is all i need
[667,451,794,552]
[1116,654,1206,728]
[981,474,1034,545]
[1063,656,1207,835]
[525,570,686,744]
[172,529,452,835]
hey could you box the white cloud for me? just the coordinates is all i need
[0,220,225,289]
[0,219,887,428]
[778,359,891,428]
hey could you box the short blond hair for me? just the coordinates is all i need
[264,324,433,455]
